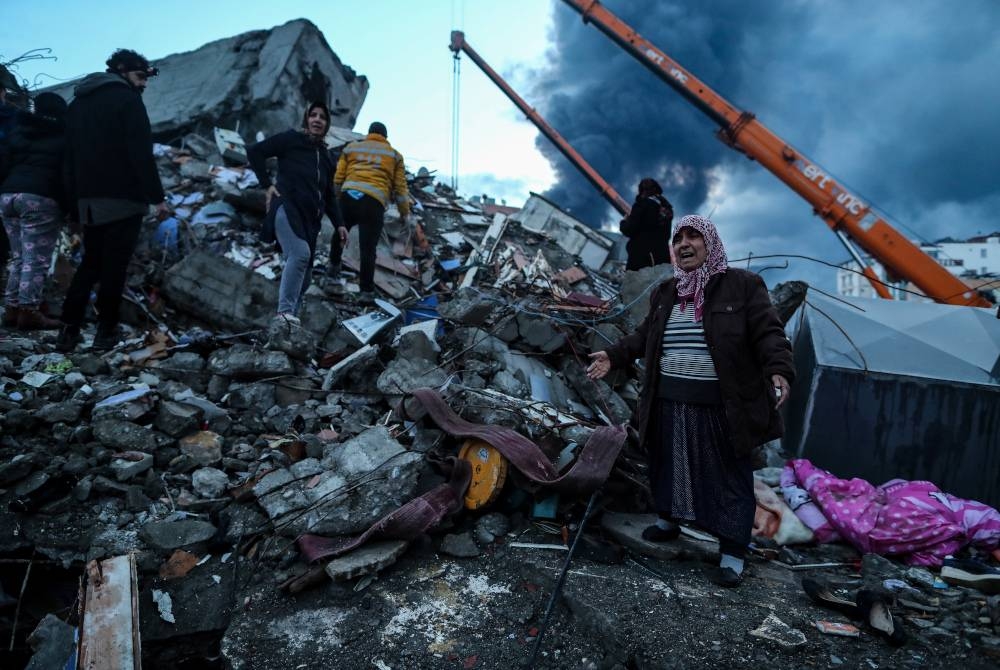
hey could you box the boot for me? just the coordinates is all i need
[16,306,61,330]
[55,323,82,353]
[92,323,121,352]
[1,305,19,328]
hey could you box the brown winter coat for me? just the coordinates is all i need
[605,269,795,456]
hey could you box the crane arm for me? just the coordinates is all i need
[449,30,631,217]
[561,0,990,307]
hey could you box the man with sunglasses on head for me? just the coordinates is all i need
[57,49,168,352]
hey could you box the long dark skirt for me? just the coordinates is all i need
[648,399,754,553]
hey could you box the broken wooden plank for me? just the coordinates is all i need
[78,554,141,670]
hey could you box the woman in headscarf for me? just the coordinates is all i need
[247,101,345,323]
[587,214,794,587]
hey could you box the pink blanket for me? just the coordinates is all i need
[784,459,1000,566]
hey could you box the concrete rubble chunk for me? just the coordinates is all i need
[474,513,511,544]
[438,288,496,326]
[93,420,159,452]
[179,431,224,466]
[111,452,154,482]
[192,467,230,498]
[25,613,77,670]
[36,400,85,424]
[515,311,567,352]
[266,318,318,361]
[440,532,481,558]
[376,356,449,397]
[600,512,717,563]
[324,540,409,581]
[208,344,294,379]
[559,358,631,425]
[155,400,205,438]
[140,519,218,551]
[255,426,424,536]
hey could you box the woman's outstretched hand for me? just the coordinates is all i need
[587,351,611,380]
[771,374,790,409]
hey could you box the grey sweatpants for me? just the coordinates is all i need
[274,206,312,315]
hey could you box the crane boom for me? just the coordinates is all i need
[561,0,991,307]
[449,30,631,217]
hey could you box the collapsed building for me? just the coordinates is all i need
[2,19,999,670]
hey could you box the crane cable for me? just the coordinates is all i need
[451,47,461,191]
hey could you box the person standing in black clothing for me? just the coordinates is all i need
[0,65,26,294]
[247,102,345,323]
[56,49,167,352]
[619,177,673,271]
[0,93,69,330]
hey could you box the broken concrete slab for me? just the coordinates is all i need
[255,426,424,536]
[376,355,449,397]
[25,614,76,670]
[93,420,159,452]
[154,400,204,438]
[140,519,218,551]
[440,532,481,558]
[43,19,367,141]
[111,452,155,482]
[600,512,718,563]
[559,357,631,425]
[208,344,294,380]
[438,287,496,326]
[36,400,85,424]
[515,311,567,352]
[324,540,409,581]
[749,613,807,648]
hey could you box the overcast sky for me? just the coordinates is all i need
[4,0,997,291]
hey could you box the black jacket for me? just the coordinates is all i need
[619,194,673,271]
[247,130,344,252]
[0,102,19,185]
[0,111,68,208]
[606,269,795,456]
[63,73,164,206]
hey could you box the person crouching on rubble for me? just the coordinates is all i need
[586,214,794,588]
[0,93,69,330]
[248,101,345,325]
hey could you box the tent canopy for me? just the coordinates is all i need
[787,292,1000,388]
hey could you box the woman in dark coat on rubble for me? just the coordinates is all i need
[619,177,673,271]
[587,214,794,588]
[247,102,345,323]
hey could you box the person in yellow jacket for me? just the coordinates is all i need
[329,121,409,305]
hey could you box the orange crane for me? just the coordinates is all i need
[560,0,992,307]
[449,30,631,217]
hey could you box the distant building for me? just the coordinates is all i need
[836,232,1000,302]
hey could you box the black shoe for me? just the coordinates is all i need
[55,324,82,353]
[940,556,1000,594]
[709,566,743,588]
[856,589,907,646]
[92,324,121,351]
[357,290,375,306]
[802,577,862,619]
[641,523,681,543]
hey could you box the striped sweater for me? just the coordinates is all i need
[657,303,723,404]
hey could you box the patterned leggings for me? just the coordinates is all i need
[0,193,61,307]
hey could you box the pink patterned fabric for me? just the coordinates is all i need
[787,459,1000,566]
[672,214,728,321]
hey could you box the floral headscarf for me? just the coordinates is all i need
[672,214,728,321]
